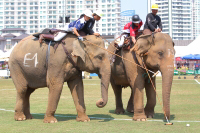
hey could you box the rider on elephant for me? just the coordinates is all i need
[143,4,162,35]
[79,10,103,36]
[116,14,143,48]
[111,15,143,63]
[39,9,93,43]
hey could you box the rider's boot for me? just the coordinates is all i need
[39,34,54,43]
[111,44,120,63]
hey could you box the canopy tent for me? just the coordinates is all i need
[174,46,187,57]
[0,43,17,61]
[184,36,200,55]
[175,35,200,57]
[182,54,200,60]
[0,50,4,55]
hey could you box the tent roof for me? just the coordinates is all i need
[0,28,26,31]
[182,54,200,60]
[185,35,200,55]
[12,34,29,40]
[175,36,200,57]
[3,33,16,37]
[0,50,4,55]
[174,46,187,57]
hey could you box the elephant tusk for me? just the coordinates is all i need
[152,71,160,77]
[71,53,77,57]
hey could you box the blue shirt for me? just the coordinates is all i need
[68,17,86,31]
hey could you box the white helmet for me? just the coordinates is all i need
[93,10,103,17]
[84,9,93,18]
[122,29,130,33]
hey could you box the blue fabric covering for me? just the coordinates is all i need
[90,73,98,76]
[182,54,200,60]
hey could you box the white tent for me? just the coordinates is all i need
[174,46,187,57]
[175,36,200,57]
[0,50,4,56]
[185,35,200,55]
[0,43,17,61]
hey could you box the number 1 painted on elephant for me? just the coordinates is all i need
[168,49,175,58]
[24,53,38,67]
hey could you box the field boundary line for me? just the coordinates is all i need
[1,108,200,123]
[194,79,200,84]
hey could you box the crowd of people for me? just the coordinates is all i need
[38,4,162,45]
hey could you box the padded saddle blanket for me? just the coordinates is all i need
[32,28,52,38]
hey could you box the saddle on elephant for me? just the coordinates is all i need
[114,36,133,50]
[33,28,68,44]
[111,31,143,63]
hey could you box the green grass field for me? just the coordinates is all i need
[0,76,200,133]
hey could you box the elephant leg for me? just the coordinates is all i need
[15,88,27,121]
[23,87,35,119]
[67,74,90,122]
[132,81,147,121]
[144,78,156,118]
[126,87,134,113]
[44,80,64,123]
[13,74,28,121]
[110,78,125,114]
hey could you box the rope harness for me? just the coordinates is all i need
[61,41,81,72]
[86,35,171,124]
[43,34,171,124]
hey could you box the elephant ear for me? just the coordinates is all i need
[134,35,152,56]
[72,40,86,63]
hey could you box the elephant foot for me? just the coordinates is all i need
[14,113,26,121]
[126,105,134,113]
[76,115,90,122]
[115,108,125,114]
[145,111,154,118]
[144,108,154,118]
[43,116,58,123]
[133,113,147,121]
[25,114,33,119]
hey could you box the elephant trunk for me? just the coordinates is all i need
[96,59,111,108]
[160,64,174,120]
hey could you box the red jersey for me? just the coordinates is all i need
[123,21,143,37]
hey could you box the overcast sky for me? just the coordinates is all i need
[121,0,148,24]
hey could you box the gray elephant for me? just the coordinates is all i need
[108,33,174,121]
[9,34,111,123]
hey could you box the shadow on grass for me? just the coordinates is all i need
[109,110,175,121]
[153,113,175,121]
[109,110,133,117]
[32,113,114,122]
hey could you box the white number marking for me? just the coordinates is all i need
[24,53,38,67]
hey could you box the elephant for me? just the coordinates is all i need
[9,33,111,123]
[107,32,175,121]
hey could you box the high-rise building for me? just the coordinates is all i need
[192,0,200,39]
[148,0,193,40]
[0,0,121,35]
[120,10,135,30]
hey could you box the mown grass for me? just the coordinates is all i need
[0,76,200,133]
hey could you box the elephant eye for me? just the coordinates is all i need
[95,55,103,60]
[158,52,163,57]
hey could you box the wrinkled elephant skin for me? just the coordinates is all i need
[108,33,174,121]
[9,34,111,123]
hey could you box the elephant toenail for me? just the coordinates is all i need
[142,119,146,121]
